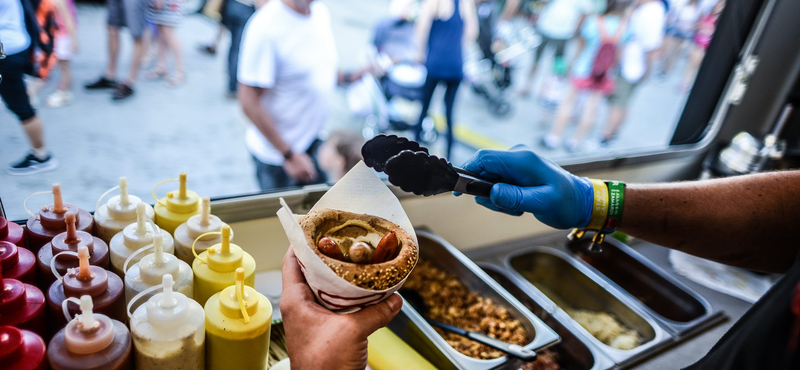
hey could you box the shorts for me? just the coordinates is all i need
[54,34,74,60]
[608,76,639,106]
[534,35,568,64]
[666,26,695,40]
[0,51,37,122]
[572,76,615,96]
[107,0,147,39]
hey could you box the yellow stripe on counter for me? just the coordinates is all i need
[431,114,507,150]
[367,328,438,370]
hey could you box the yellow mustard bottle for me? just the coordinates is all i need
[153,173,202,235]
[192,225,255,306]
[205,268,271,370]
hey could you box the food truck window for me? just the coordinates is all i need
[0,0,761,222]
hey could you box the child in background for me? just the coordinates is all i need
[318,131,365,183]
[45,0,78,108]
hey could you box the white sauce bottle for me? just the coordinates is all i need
[109,203,175,277]
[173,197,233,265]
[124,234,193,311]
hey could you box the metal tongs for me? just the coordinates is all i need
[362,134,495,198]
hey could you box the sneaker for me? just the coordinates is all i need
[540,134,560,150]
[7,152,59,175]
[564,139,581,153]
[85,76,117,90]
[198,44,217,55]
[45,90,73,108]
[112,84,134,101]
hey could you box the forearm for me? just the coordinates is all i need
[619,171,800,273]
[238,84,290,155]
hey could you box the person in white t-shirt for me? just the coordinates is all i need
[238,0,338,191]
[600,0,665,145]
[659,0,700,77]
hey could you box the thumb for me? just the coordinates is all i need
[491,183,550,215]
[351,294,403,337]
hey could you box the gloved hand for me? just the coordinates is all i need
[460,145,594,229]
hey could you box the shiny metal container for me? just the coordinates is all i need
[402,231,561,370]
[503,247,672,366]
[565,238,724,336]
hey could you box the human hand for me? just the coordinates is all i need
[281,248,403,370]
[283,152,318,184]
[461,145,593,229]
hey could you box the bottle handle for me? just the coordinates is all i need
[95,185,120,216]
[23,190,53,219]
[62,297,82,323]
[122,220,162,274]
[126,283,164,320]
[50,251,79,282]
[152,178,179,207]
[192,231,221,265]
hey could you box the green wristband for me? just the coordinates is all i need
[601,180,625,233]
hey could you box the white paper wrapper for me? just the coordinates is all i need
[276,161,418,312]
[669,250,774,303]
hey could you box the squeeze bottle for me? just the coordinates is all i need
[0,217,25,248]
[0,326,47,370]
[153,173,202,234]
[192,225,255,306]
[0,240,37,285]
[25,184,94,252]
[205,268,272,370]
[47,246,125,334]
[128,274,205,370]
[124,234,193,311]
[47,295,132,370]
[0,265,46,340]
[94,177,155,244]
[109,203,174,277]
[173,197,233,265]
[38,212,110,288]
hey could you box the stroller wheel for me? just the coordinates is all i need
[491,101,512,117]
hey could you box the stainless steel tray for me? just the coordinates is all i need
[564,237,724,336]
[402,231,561,370]
[502,247,672,366]
[387,308,461,370]
[478,263,616,370]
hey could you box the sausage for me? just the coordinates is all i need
[372,230,399,264]
[349,242,374,264]
[317,237,345,261]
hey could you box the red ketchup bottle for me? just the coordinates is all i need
[38,212,109,288]
[0,217,25,248]
[0,264,47,340]
[46,246,124,336]
[0,326,48,370]
[0,240,37,285]
[25,183,94,252]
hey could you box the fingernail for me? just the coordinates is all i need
[387,294,402,311]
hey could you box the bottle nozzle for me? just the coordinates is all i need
[52,183,65,213]
[160,274,176,308]
[153,234,165,266]
[135,203,148,235]
[235,267,245,283]
[179,172,187,199]
[119,177,130,205]
[77,246,92,280]
[64,212,81,244]
[78,295,98,330]
[201,197,211,226]
[221,225,232,255]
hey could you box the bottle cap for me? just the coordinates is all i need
[186,197,223,240]
[219,267,259,321]
[205,226,244,272]
[0,265,26,315]
[0,217,8,239]
[139,234,180,285]
[37,184,80,230]
[64,295,115,355]
[0,241,19,270]
[62,246,108,298]
[145,274,190,328]
[122,203,157,249]
[164,173,200,214]
[105,177,142,220]
[0,326,24,364]
[51,212,95,255]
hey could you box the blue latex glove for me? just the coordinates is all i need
[460,145,594,229]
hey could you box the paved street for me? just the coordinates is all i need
[1,0,695,221]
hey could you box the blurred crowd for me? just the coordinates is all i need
[1,0,725,191]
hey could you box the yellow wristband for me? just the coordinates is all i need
[587,179,608,230]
